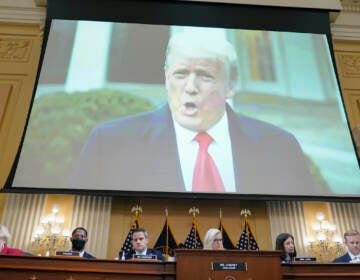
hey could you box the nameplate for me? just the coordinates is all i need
[294,257,316,262]
[56,251,80,257]
[133,254,157,260]
[212,262,247,271]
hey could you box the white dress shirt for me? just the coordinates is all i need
[135,249,147,255]
[349,252,360,263]
[173,111,236,192]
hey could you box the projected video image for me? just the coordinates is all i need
[11,20,359,196]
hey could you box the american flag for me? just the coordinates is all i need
[184,222,203,249]
[236,218,259,250]
[119,219,139,259]
[153,217,178,259]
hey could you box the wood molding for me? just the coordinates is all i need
[341,0,360,13]
[337,53,360,78]
[0,84,11,127]
[0,37,33,62]
[332,1,360,40]
[0,5,46,27]
[342,90,360,126]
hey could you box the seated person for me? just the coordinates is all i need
[70,227,95,259]
[203,228,224,250]
[124,228,164,261]
[333,229,360,263]
[0,224,23,255]
[275,233,296,263]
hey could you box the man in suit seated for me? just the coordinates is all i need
[70,227,95,259]
[123,228,164,261]
[71,30,318,195]
[333,229,360,263]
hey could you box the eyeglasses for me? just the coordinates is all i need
[213,238,223,243]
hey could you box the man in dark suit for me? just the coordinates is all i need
[71,31,318,195]
[70,227,95,259]
[123,228,164,261]
[333,229,360,263]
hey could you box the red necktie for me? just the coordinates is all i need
[192,132,225,192]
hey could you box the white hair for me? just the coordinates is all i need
[164,31,239,88]
[203,228,221,250]
[0,224,11,242]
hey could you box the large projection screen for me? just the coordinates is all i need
[5,0,360,198]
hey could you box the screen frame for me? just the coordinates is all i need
[4,0,359,202]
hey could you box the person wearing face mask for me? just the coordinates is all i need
[70,227,95,259]
[0,224,23,255]
[275,233,296,263]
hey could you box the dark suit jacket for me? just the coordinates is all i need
[333,253,351,263]
[124,249,164,261]
[71,105,318,195]
[83,251,96,259]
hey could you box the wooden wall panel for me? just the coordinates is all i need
[341,89,360,126]
[334,42,360,119]
[107,197,271,259]
[0,23,42,188]
[333,39,360,155]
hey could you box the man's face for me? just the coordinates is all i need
[132,231,148,252]
[71,229,88,242]
[345,234,360,256]
[165,52,234,132]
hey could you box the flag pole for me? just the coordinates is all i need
[165,208,169,260]
[189,207,200,248]
[131,205,143,226]
[240,209,251,250]
[219,208,223,232]
[120,205,143,260]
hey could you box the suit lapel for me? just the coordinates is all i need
[146,106,185,190]
[227,105,261,193]
[227,106,246,192]
[346,253,352,262]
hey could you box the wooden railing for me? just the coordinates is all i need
[1,254,360,280]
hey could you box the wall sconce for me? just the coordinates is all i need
[31,206,71,256]
[307,212,346,262]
